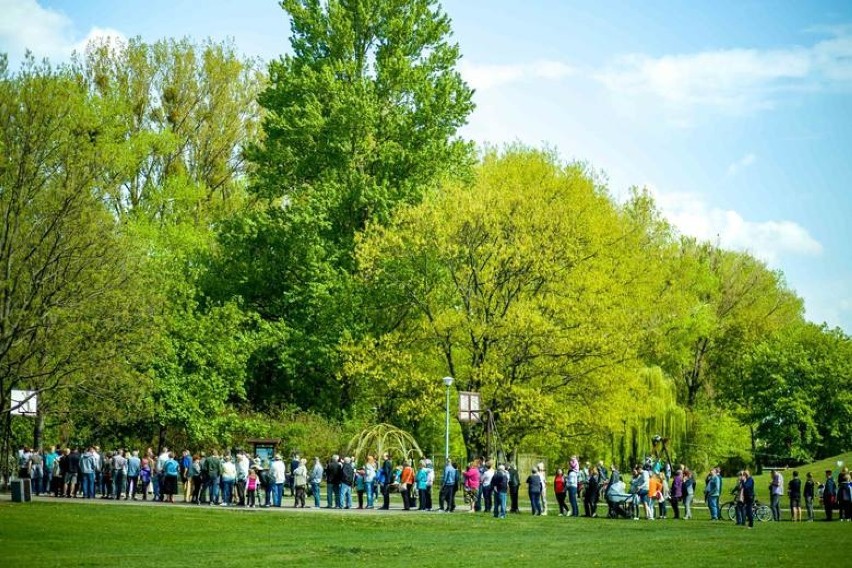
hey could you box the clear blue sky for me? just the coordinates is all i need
[3,0,851,331]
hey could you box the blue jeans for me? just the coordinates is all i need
[273,483,283,507]
[82,472,95,498]
[530,492,542,515]
[568,486,579,516]
[311,481,321,507]
[736,501,746,525]
[708,495,720,520]
[366,481,374,507]
[340,483,352,509]
[494,490,507,518]
[208,475,221,504]
[222,479,234,505]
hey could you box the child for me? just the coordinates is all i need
[246,468,258,508]
[355,467,366,509]
[139,460,151,501]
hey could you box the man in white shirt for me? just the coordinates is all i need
[270,454,287,507]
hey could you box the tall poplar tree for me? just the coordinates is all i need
[213,0,475,413]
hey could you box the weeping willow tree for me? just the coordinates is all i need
[610,367,687,469]
[347,423,424,464]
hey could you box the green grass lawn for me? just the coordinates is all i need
[1,500,849,566]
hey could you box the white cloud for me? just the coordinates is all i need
[595,29,852,114]
[0,0,125,64]
[727,153,757,176]
[648,186,823,264]
[460,59,575,90]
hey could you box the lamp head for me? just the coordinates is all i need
[442,376,454,387]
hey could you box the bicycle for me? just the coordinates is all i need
[723,499,771,522]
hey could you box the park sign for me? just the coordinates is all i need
[10,390,37,416]
[458,391,480,423]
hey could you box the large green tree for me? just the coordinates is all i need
[0,55,153,458]
[347,148,655,457]
[211,0,475,414]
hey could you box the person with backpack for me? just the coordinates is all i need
[823,469,837,521]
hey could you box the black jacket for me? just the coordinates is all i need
[341,462,355,486]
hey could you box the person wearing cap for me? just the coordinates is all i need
[270,454,286,507]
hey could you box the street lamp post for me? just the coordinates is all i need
[442,376,454,462]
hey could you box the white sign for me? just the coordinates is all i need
[458,391,480,423]
[10,390,37,416]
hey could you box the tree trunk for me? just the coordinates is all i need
[33,412,45,451]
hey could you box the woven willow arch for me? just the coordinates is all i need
[347,423,424,464]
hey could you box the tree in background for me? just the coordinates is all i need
[211,0,475,414]
[347,148,655,457]
[0,55,153,466]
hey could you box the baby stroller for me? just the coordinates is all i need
[605,479,633,519]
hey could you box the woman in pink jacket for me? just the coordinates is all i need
[463,462,480,513]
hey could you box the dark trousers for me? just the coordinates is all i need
[745,498,754,527]
[381,483,390,509]
[236,480,246,506]
[509,485,519,512]
[424,486,433,510]
[736,501,746,525]
[584,490,598,516]
[440,484,455,511]
[555,491,568,515]
[671,496,680,518]
[483,485,493,513]
[401,485,413,510]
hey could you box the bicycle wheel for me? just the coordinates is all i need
[755,504,771,522]
[724,501,737,521]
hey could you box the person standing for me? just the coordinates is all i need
[706,468,721,520]
[310,457,324,508]
[683,469,695,519]
[480,461,495,514]
[508,463,520,513]
[839,470,852,521]
[180,450,192,503]
[463,461,480,513]
[440,459,457,512]
[583,466,600,517]
[492,464,508,519]
[126,451,141,500]
[788,471,802,522]
[221,455,237,506]
[162,452,180,503]
[803,472,815,521]
[553,468,568,516]
[416,460,430,511]
[742,470,755,528]
[380,453,393,510]
[293,458,308,508]
[823,469,837,521]
[326,455,341,508]
[156,447,170,502]
[364,456,376,509]
[205,451,223,506]
[770,468,784,521]
[270,454,286,507]
[79,447,97,499]
[112,450,127,501]
[400,460,415,511]
[65,448,80,498]
[246,468,259,508]
[28,449,44,496]
[340,456,355,509]
[527,467,543,516]
[566,466,580,517]
[671,469,683,519]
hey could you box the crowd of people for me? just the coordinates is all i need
[13,446,852,526]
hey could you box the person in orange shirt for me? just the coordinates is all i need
[400,460,415,510]
[648,474,662,520]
